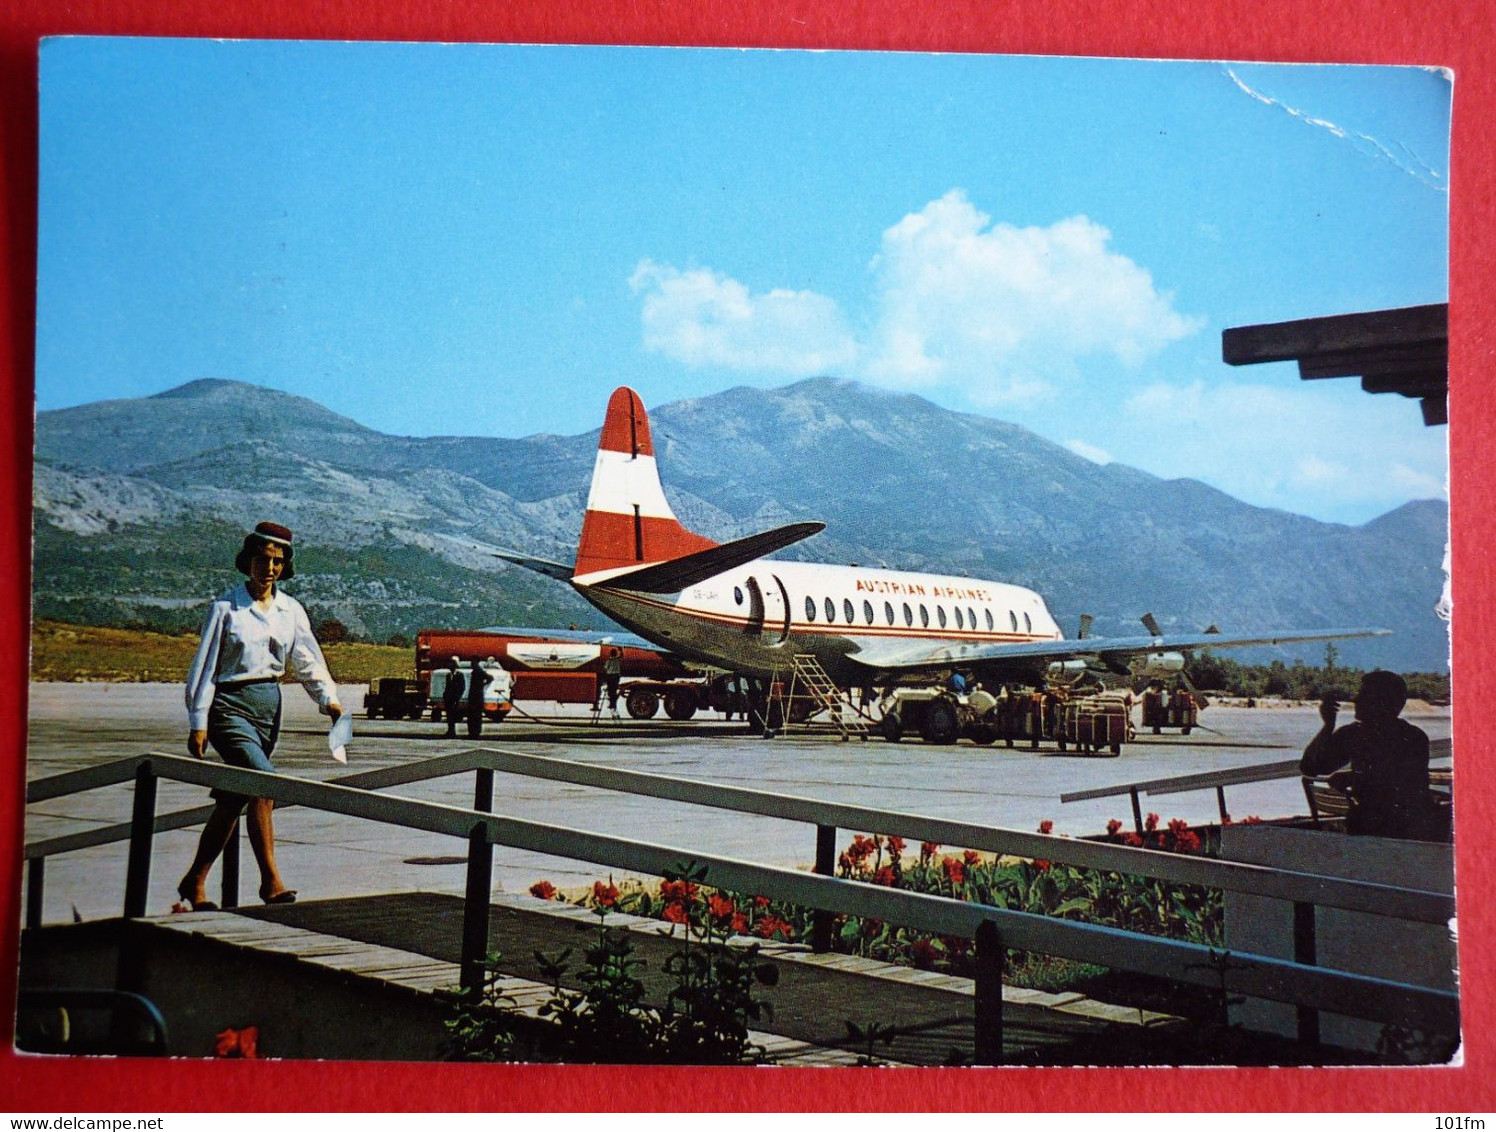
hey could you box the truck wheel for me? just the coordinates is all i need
[1181,725,1192,735]
[1110,742,1122,755]
[406,705,425,720]
[663,688,698,721]
[366,705,381,720]
[878,713,904,743]
[626,688,660,720]
[920,700,959,745]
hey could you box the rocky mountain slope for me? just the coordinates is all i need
[32,377,1449,671]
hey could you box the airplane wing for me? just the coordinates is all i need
[493,550,575,581]
[584,522,826,593]
[851,626,1392,675]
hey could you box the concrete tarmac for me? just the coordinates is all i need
[22,683,1453,925]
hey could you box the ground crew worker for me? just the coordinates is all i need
[441,656,465,738]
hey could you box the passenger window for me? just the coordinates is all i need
[734,586,744,606]
[968,607,977,630]
[1009,610,1018,632]
[985,609,994,631]
[844,598,856,624]
[885,601,895,626]
[919,604,930,628]
[805,596,816,622]
[825,597,836,623]
[863,600,875,625]
[903,603,914,627]
[1024,611,1032,633]
[937,606,947,629]
[954,607,964,630]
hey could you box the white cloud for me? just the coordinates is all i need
[863,192,1201,400]
[628,260,856,377]
[1065,439,1114,465]
[629,189,1200,402]
[1111,379,1448,521]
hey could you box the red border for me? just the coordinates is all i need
[2,0,1490,1113]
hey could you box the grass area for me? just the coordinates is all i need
[29,619,409,685]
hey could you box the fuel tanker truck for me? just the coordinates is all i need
[364,626,721,721]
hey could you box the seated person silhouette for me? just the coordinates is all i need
[1300,670,1440,840]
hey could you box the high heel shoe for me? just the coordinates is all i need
[177,880,218,912]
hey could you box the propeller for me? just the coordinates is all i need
[1140,611,1210,710]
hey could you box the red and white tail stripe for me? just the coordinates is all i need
[574,387,717,580]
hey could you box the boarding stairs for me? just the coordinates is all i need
[783,654,869,741]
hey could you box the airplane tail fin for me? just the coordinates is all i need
[574,387,718,580]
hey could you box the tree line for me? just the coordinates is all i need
[1182,644,1449,704]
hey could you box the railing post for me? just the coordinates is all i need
[1293,901,1320,1045]
[1130,787,1144,834]
[123,762,158,919]
[811,824,837,953]
[1216,785,1230,824]
[474,766,494,814]
[26,858,44,929]
[460,820,494,999]
[974,920,1004,1065]
[221,819,240,909]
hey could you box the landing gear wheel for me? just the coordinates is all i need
[626,688,660,720]
[969,725,998,746]
[878,713,904,743]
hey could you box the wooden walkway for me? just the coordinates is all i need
[153,891,1184,1066]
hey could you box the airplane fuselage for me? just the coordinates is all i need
[575,559,1063,685]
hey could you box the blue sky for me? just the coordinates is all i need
[36,39,1450,524]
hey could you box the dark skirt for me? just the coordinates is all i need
[206,680,282,811]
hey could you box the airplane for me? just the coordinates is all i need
[498,386,1389,725]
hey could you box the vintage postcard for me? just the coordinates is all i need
[19,37,1454,1075]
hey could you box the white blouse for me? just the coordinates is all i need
[185,582,340,730]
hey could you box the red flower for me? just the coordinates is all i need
[920,841,941,861]
[942,935,970,958]
[1122,832,1144,848]
[1145,813,1160,832]
[1033,859,1051,871]
[847,834,877,863]
[592,881,619,908]
[529,880,557,900]
[754,915,792,939]
[1037,820,1054,835]
[887,836,906,855]
[941,857,965,885]
[753,895,771,908]
[1242,815,1262,824]
[910,938,938,968]
[662,902,689,925]
[1168,818,1190,836]
[707,894,737,923]
[1106,819,1123,837]
[962,849,980,867]
[214,1026,259,1059]
[872,866,897,887]
[659,878,698,903]
[1176,830,1202,852]
[731,913,749,933]
[837,852,854,872]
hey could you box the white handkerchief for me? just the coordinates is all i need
[328,713,353,763]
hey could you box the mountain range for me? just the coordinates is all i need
[31,377,1450,671]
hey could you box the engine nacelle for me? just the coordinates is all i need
[1135,651,1186,678]
[1046,659,1090,684]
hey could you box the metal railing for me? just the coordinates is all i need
[24,748,1460,1062]
[1061,742,1454,829]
